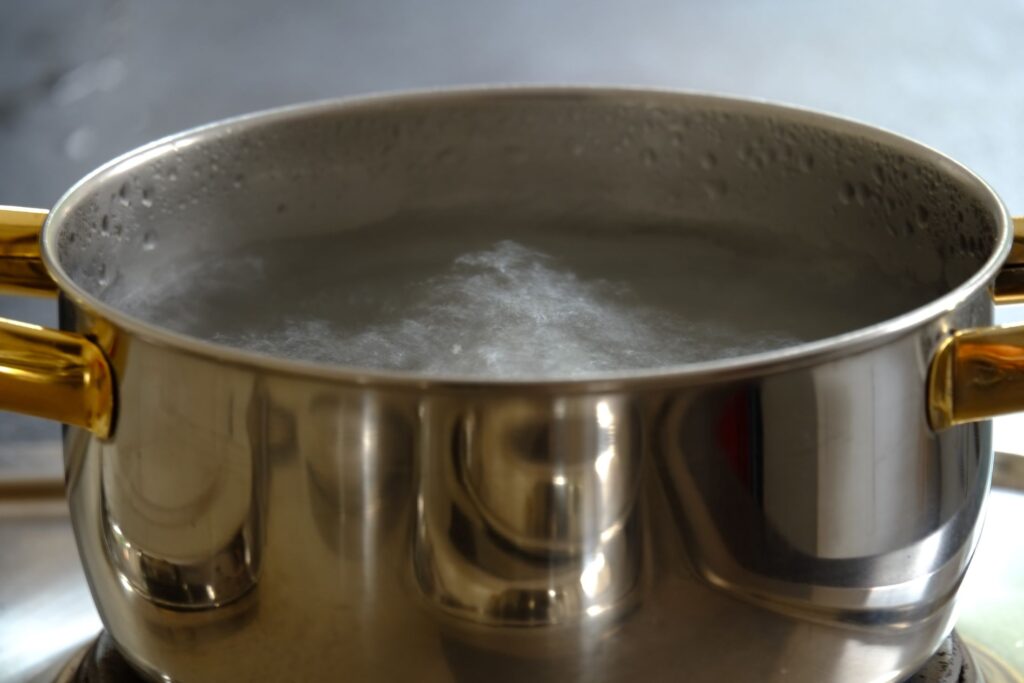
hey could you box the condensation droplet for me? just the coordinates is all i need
[916,205,930,227]
[855,183,873,205]
[839,182,856,204]
[141,187,153,208]
[571,143,585,157]
[798,153,815,172]
[96,263,108,287]
[434,147,455,164]
[700,152,717,170]
[276,202,287,213]
[142,231,157,251]
[701,179,727,200]
[118,182,130,206]
[168,167,178,181]
[100,215,110,235]
[505,145,529,164]
[233,173,245,189]
[640,148,657,166]
[113,223,123,236]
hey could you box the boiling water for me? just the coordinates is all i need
[102,212,928,377]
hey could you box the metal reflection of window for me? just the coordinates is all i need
[579,551,607,597]
[595,400,616,482]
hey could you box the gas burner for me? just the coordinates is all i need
[50,630,1015,683]
[53,633,143,683]
[905,633,976,683]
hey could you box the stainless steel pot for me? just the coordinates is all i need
[1,87,1021,682]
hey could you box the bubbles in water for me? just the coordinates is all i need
[120,240,802,376]
[99,214,933,378]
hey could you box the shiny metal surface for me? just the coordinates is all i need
[0,316,113,438]
[930,322,1024,429]
[63,327,989,682]
[0,206,114,437]
[1,88,1017,681]
[0,207,57,297]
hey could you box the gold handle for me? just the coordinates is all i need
[0,207,113,437]
[930,217,1024,429]
[0,206,59,296]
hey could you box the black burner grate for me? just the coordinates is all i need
[903,632,975,683]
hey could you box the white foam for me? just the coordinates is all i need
[197,240,798,375]
[103,212,927,377]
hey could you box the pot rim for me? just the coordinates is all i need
[40,85,1014,390]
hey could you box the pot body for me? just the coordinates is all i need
[19,87,1006,682]
[61,291,992,683]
